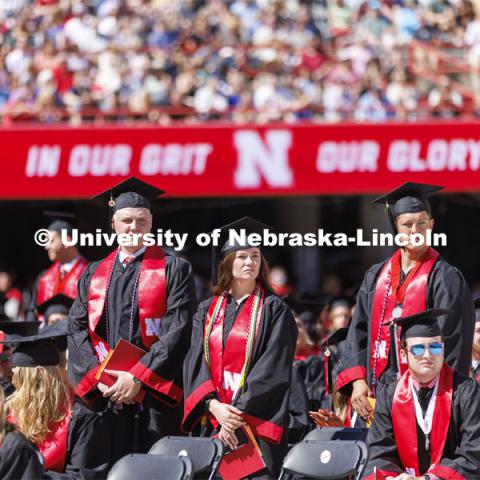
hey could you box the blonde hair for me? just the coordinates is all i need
[7,366,73,444]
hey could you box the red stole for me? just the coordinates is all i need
[392,364,453,476]
[205,286,264,404]
[87,246,166,362]
[37,257,88,304]
[38,410,71,472]
[370,248,439,383]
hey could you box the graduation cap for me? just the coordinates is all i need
[211,217,271,286]
[0,320,69,367]
[328,295,353,312]
[393,308,450,341]
[36,294,74,321]
[373,182,443,230]
[0,319,38,361]
[43,210,76,236]
[321,327,349,348]
[93,177,166,215]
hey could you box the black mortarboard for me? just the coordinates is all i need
[394,308,449,340]
[328,295,353,312]
[0,320,69,367]
[0,320,40,337]
[211,217,271,286]
[93,177,166,215]
[36,294,74,321]
[43,210,76,236]
[373,182,443,230]
[321,327,349,347]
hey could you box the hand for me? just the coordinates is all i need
[97,382,108,394]
[208,400,245,433]
[309,409,344,427]
[103,370,142,405]
[386,474,422,480]
[351,379,373,420]
[218,426,238,451]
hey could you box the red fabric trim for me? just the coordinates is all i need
[6,288,22,302]
[39,411,70,472]
[129,361,182,404]
[363,471,400,480]
[336,366,367,391]
[243,413,283,444]
[182,380,217,430]
[392,364,453,476]
[370,248,439,382]
[428,464,465,480]
[75,365,100,398]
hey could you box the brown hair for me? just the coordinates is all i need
[213,249,272,294]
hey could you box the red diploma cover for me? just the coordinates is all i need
[218,425,266,480]
[95,339,147,403]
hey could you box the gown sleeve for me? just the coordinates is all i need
[67,263,101,400]
[428,261,475,377]
[181,299,218,432]
[336,263,382,394]
[427,377,480,479]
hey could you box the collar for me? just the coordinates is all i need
[411,374,439,391]
[472,359,480,371]
[59,255,80,273]
[118,246,147,264]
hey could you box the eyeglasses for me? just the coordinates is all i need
[408,342,444,357]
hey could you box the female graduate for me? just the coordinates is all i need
[182,217,297,478]
[4,323,73,473]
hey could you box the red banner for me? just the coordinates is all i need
[1,122,480,199]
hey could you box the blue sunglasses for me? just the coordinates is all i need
[408,342,444,357]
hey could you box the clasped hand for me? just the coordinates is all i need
[98,369,142,405]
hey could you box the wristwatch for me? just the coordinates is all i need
[132,376,141,385]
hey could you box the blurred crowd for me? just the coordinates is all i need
[1,0,480,124]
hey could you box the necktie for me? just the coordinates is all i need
[123,255,136,267]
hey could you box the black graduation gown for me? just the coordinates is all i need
[364,371,480,479]
[66,252,196,479]
[182,291,297,477]
[340,255,474,394]
[0,429,45,479]
[287,363,309,445]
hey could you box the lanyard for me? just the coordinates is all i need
[409,377,439,451]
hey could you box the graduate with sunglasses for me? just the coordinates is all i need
[364,309,480,480]
[337,183,474,422]
[182,217,297,478]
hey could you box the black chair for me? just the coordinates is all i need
[278,440,368,480]
[148,436,224,480]
[107,453,193,480]
[304,427,368,443]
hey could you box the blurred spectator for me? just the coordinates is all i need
[0,0,478,124]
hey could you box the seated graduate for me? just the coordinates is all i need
[1,321,73,473]
[182,217,297,478]
[0,385,46,479]
[364,309,480,480]
[37,294,74,328]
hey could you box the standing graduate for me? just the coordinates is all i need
[27,217,88,322]
[364,309,480,480]
[67,177,196,478]
[472,297,480,383]
[182,217,297,478]
[337,183,474,420]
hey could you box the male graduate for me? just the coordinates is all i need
[66,177,196,478]
[27,216,88,322]
[472,297,480,383]
[337,183,474,420]
[364,309,480,480]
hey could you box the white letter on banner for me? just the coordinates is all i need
[234,130,293,188]
[25,145,61,177]
[387,140,409,172]
[426,140,448,171]
[69,145,90,176]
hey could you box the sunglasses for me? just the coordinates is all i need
[408,342,444,357]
